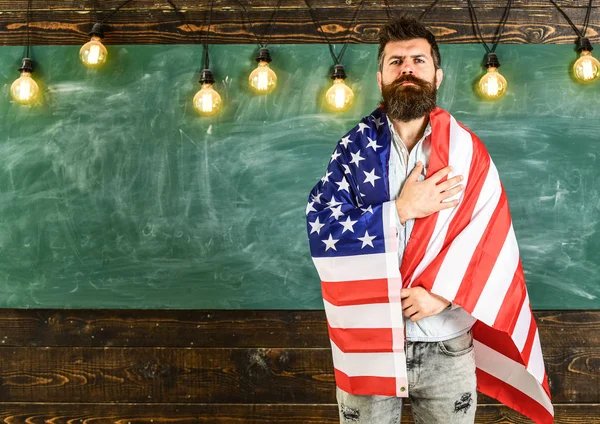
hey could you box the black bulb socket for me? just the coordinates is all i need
[331,64,347,80]
[256,47,272,63]
[200,68,215,85]
[18,57,34,73]
[484,53,501,68]
[577,37,593,53]
[89,23,105,38]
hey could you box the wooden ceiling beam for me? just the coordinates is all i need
[0,1,598,45]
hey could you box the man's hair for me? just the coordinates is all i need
[378,17,441,71]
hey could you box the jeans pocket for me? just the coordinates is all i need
[437,330,474,357]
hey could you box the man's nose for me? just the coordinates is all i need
[401,67,414,75]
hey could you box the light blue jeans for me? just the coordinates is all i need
[336,330,477,424]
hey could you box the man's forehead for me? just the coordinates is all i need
[383,38,432,58]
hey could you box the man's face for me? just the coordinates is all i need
[377,38,444,122]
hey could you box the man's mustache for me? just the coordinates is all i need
[387,74,432,90]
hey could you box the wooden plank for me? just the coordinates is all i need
[0,403,597,423]
[0,6,600,45]
[1,1,600,11]
[0,346,596,403]
[0,309,596,349]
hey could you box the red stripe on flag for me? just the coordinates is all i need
[493,263,527,334]
[476,369,553,424]
[328,324,394,353]
[322,278,391,306]
[334,368,397,397]
[401,107,450,286]
[454,189,511,313]
[520,309,538,365]
[473,320,525,365]
[411,134,491,292]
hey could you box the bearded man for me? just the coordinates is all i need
[306,17,553,424]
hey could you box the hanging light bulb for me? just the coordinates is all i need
[249,47,277,94]
[193,69,222,117]
[478,53,508,100]
[325,64,354,112]
[573,37,600,83]
[10,58,40,105]
[80,23,108,69]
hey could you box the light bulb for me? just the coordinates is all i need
[573,50,600,83]
[249,61,277,94]
[478,67,508,100]
[326,78,354,112]
[80,36,108,68]
[10,59,39,105]
[193,83,222,116]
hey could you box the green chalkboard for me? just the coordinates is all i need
[0,44,598,309]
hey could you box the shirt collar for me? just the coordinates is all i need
[386,115,432,146]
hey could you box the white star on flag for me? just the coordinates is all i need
[358,230,376,248]
[363,168,381,187]
[330,205,344,220]
[357,122,369,134]
[361,205,374,215]
[306,201,316,215]
[339,216,358,233]
[322,234,339,251]
[350,150,365,167]
[340,136,353,148]
[366,137,382,151]
[321,171,333,184]
[330,149,341,163]
[327,195,343,208]
[312,192,323,203]
[371,116,383,129]
[336,178,350,192]
[342,164,351,174]
[309,217,325,235]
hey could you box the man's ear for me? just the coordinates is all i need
[435,68,444,89]
[377,71,383,92]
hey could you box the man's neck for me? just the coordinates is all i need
[391,115,429,153]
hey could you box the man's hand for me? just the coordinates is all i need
[401,287,451,322]
[396,163,464,224]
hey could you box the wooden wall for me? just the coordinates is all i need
[0,0,599,45]
[0,309,596,422]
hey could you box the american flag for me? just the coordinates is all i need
[306,106,554,424]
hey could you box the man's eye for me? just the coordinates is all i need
[415,58,425,63]
[390,60,400,65]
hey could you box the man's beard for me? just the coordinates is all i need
[380,74,437,122]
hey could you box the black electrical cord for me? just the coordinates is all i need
[305,0,365,65]
[25,0,31,57]
[548,0,594,39]
[203,0,214,69]
[467,0,513,54]
[383,0,441,22]
[99,0,136,25]
[235,0,283,48]
[419,0,442,21]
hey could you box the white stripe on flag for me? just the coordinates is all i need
[331,339,402,377]
[431,162,501,301]
[512,294,531,352]
[472,225,520,326]
[474,340,554,416]
[410,116,474,286]
[324,299,397,329]
[312,253,396,282]
[527,330,546,384]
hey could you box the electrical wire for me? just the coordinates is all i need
[305,0,365,65]
[467,0,513,54]
[235,0,283,48]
